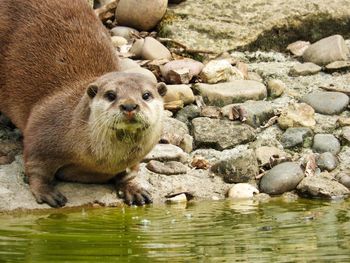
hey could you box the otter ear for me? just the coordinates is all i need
[156,82,167,97]
[87,84,98,99]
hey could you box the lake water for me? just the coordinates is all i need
[0,198,349,262]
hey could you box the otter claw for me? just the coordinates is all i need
[32,187,67,208]
[120,182,152,206]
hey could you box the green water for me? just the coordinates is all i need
[0,198,349,263]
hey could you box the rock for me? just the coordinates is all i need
[200,106,222,118]
[339,174,350,188]
[247,72,263,82]
[163,85,195,106]
[161,117,190,148]
[267,79,285,98]
[278,103,316,129]
[200,60,243,84]
[312,134,341,155]
[301,91,349,115]
[160,59,204,84]
[141,37,172,60]
[175,105,201,125]
[234,101,275,128]
[146,160,188,175]
[313,114,339,134]
[342,126,350,145]
[129,38,145,58]
[212,149,259,183]
[338,117,350,127]
[110,36,128,48]
[255,146,287,167]
[192,117,256,150]
[297,174,350,198]
[316,152,338,171]
[280,127,313,148]
[143,144,188,163]
[303,35,349,66]
[259,162,304,195]
[289,62,321,76]
[119,58,141,71]
[325,60,350,72]
[179,134,194,153]
[110,26,139,41]
[286,40,310,57]
[227,183,259,199]
[123,67,157,84]
[194,80,267,107]
[116,0,167,31]
[166,193,188,203]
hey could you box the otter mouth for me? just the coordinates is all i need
[111,115,150,132]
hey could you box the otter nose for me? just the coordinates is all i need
[120,103,139,112]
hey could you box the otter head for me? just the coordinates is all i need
[86,72,166,149]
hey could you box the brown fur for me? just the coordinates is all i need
[0,0,165,207]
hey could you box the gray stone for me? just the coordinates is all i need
[160,59,204,84]
[194,81,267,107]
[316,152,338,171]
[302,91,349,115]
[312,134,341,155]
[116,0,167,31]
[192,117,256,150]
[110,26,139,41]
[175,105,201,125]
[280,127,313,148]
[161,117,191,152]
[237,101,274,128]
[146,160,188,175]
[289,62,321,76]
[259,162,304,195]
[141,37,172,60]
[339,174,350,188]
[143,144,188,163]
[212,149,259,183]
[297,175,350,198]
[267,79,285,98]
[286,40,310,57]
[303,35,349,66]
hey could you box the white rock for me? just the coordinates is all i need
[200,59,243,84]
[227,183,259,199]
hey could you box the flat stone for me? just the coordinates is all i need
[302,91,349,115]
[192,117,256,150]
[146,160,188,175]
[211,149,259,183]
[227,183,259,199]
[260,162,304,195]
[278,103,316,129]
[303,35,349,66]
[316,152,338,171]
[312,134,341,155]
[289,62,321,76]
[200,59,243,84]
[194,80,267,107]
[163,84,195,106]
[325,60,350,72]
[110,26,139,41]
[286,40,310,57]
[141,37,172,60]
[238,101,274,128]
[280,127,313,148]
[297,175,350,198]
[143,144,188,163]
[255,146,287,167]
[161,59,204,84]
[267,79,285,98]
[116,0,167,31]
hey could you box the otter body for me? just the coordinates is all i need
[0,0,166,207]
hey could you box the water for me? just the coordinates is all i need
[0,198,349,262]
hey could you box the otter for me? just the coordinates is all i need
[0,0,166,207]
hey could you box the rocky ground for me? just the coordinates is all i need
[1,0,350,212]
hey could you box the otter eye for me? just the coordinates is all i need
[104,91,116,102]
[142,92,153,101]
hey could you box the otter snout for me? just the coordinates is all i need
[120,103,139,113]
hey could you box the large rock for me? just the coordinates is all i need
[116,0,167,31]
[164,0,350,53]
[192,117,256,150]
[194,81,267,107]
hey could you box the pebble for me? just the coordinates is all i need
[267,79,285,98]
[325,61,350,72]
[115,0,167,31]
[316,152,338,171]
[110,26,139,41]
[143,144,188,163]
[227,183,259,199]
[303,35,349,66]
[123,67,157,84]
[192,117,256,150]
[194,80,267,107]
[286,40,310,57]
[160,59,204,84]
[200,59,243,84]
[259,162,304,195]
[301,91,349,115]
[141,37,172,60]
[146,160,188,175]
[339,174,350,188]
[312,134,341,155]
[278,103,316,129]
[297,174,350,199]
[280,127,313,148]
[163,84,195,106]
[289,62,321,76]
[166,193,188,204]
[211,149,259,183]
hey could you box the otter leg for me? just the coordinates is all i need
[115,164,152,206]
[25,159,67,208]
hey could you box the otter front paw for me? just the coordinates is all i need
[119,181,153,206]
[31,185,67,208]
